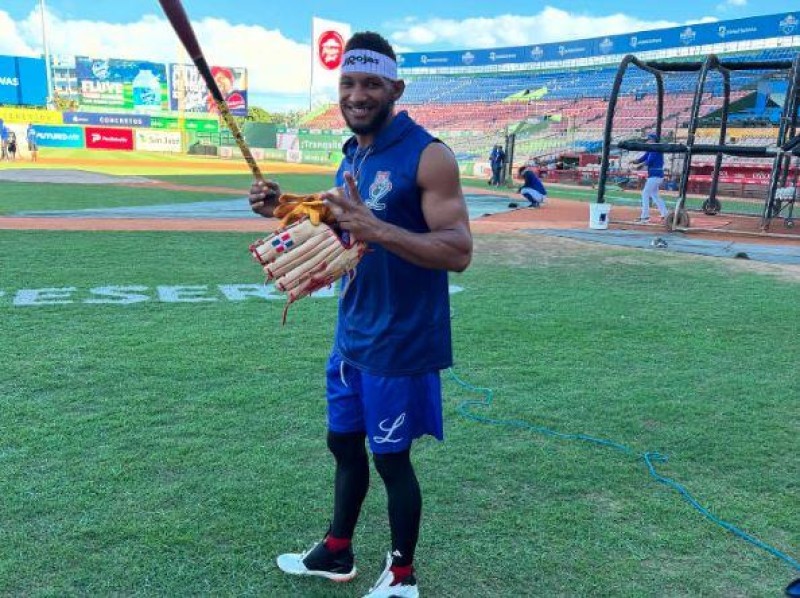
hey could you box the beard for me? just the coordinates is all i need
[342,100,394,136]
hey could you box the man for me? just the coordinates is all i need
[633,132,668,223]
[489,144,505,186]
[26,124,38,163]
[518,165,547,207]
[248,32,472,598]
[7,131,17,162]
[0,121,8,161]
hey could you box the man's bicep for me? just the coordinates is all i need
[418,143,470,233]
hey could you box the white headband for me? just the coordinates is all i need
[341,49,398,81]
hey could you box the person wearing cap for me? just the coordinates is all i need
[248,31,472,598]
[632,132,668,223]
[517,164,548,207]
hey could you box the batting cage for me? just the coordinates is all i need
[597,53,800,234]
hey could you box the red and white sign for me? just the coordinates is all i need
[318,31,344,70]
[85,126,134,151]
[311,17,351,103]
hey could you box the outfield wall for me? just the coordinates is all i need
[0,106,217,153]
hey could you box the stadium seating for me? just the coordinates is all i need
[304,47,796,164]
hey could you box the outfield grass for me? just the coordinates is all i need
[0,174,335,215]
[1,230,797,596]
[0,183,236,215]
[150,173,335,195]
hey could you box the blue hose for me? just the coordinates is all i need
[447,368,800,575]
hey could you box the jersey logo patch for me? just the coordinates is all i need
[366,171,392,210]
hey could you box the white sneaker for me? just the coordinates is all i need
[362,553,419,597]
[276,538,357,582]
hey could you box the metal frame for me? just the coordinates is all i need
[597,53,800,231]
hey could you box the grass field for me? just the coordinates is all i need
[0,173,336,216]
[1,227,798,596]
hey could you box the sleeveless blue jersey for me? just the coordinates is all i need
[333,111,452,376]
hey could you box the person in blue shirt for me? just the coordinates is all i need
[248,31,472,598]
[26,124,38,163]
[489,144,506,186]
[518,165,548,207]
[632,132,668,223]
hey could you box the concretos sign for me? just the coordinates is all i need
[1,284,464,308]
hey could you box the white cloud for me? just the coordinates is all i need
[2,7,311,97]
[0,11,36,56]
[389,7,717,49]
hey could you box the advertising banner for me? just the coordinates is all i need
[150,116,220,132]
[0,56,48,106]
[169,63,248,116]
[85,126,134,150]
[34,125,85,148]
[76,57,168,111]
[0,56,19,105]
[135,129,182,153]
[312,18,351,89]
[276,130,299,151]
[0,106,62,125]
[262,148,288,161]
[298,131,349,152]
[398,12,800,69]
[63,112,151,127]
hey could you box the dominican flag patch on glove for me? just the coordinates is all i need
[271,232,294,253]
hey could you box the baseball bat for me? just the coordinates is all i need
[158,0,264,181]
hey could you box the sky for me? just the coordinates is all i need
[0,0,793,111]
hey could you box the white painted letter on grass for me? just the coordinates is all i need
[85,286,151,305]
[157,285,218,303]
[14,288,77,306]
[218,284,281,301]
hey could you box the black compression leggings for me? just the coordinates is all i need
[328,431,370,540]
[327,433,422,566]
[373,449,421,567]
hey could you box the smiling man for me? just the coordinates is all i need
[249,31,472,598]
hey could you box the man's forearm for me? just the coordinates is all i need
[373,221,472,272]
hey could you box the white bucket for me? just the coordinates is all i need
[589,203,611,230]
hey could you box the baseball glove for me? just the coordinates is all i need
[273,193,335,227]
[250,195,366,323]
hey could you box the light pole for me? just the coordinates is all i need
[39,0,54,107]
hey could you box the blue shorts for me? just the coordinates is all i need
[326,351,444,454]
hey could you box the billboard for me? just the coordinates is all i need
[0,106,62,125]
[76,57,168,111]
[34,125,85,148]
[398,12,800,69]
[85,126,134,150]
[63,112,151,127]
[151,115,219,132]
[169,64,248,116]
[0,55,48,106]
[135,129,182,153]
[311,18,351,93]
